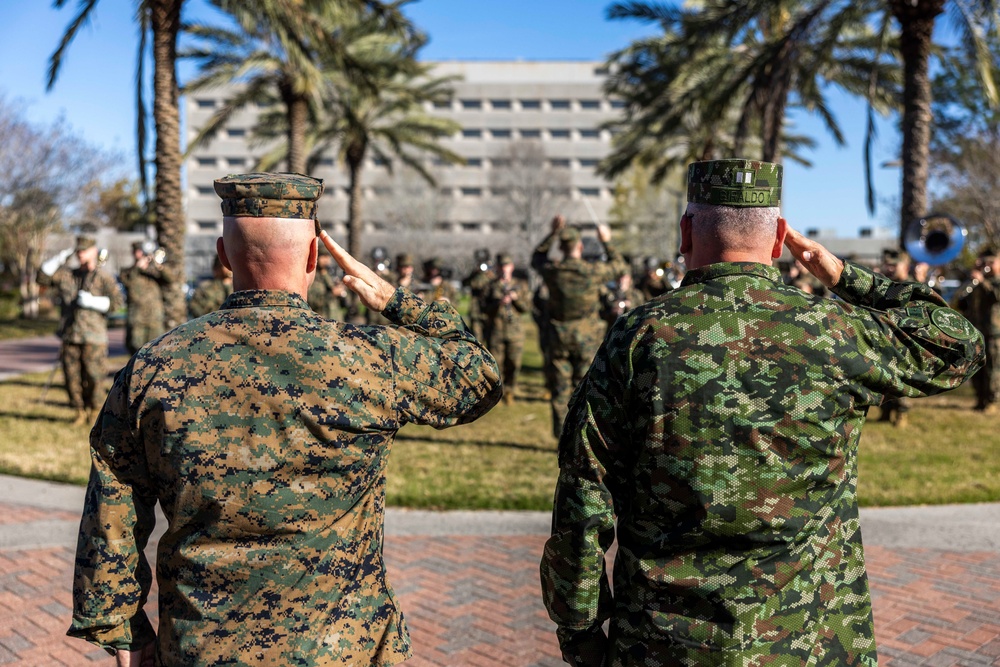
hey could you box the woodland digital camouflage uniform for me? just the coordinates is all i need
[540,260,984,667]
[120,258,166,354]
[188,276,233,318]
[532,227,628,438]
[37,257,123,410]
[68,171,502,666]
[485,270,530,401]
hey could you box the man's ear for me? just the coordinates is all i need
[216,237,232,271]
[679,215,692,254]
[306,237,319,273]
[772,216,788,259]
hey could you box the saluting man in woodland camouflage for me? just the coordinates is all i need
[485,253,529,405]
[532,215,628,438]
[68,172,501,666]
[37,235,124,425]
[119,240,167,354]
[187,254,233,318]
[540,159,984,667]
[963,247,1000,413]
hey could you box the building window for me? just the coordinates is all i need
[439,187,454,197]
[432,157,450,166]
[579,129,601,139]
[318,157,336,166]
[519,129,541,139]
[594,66,610,76]
[491,158,511,169]
[196,220,218,231]
[226,157,247,167]
[579,158,599,168]
[580,100,601,110]
[461,99,482,110]
[490,128,512,139]
[433,99,452,109]
[549,158,571,168]
[520,99,541,110]
[372,156,390,167]
[550,99,571,110]
[373,186,392,196]
[462,129,482,139]
[196,157,216,167]
[465,158,483,167]
[460,187,482,197]
[579,187,601,197]
[610,99,626,109]
[226,128,246,137]
[491,187,510,197]
[195,99,215,108]
[461,222,481,232]
[549,129,571,140]
[490,99,511,110]
[196,186,215,196]
[435,221,453,232]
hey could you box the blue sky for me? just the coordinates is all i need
[0,0,902,237]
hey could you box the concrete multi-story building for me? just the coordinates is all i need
[183,60,633,277]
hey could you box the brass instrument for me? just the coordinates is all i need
[903,213,966,266]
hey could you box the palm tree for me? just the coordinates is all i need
[183,0,411,174]
[49,0,188,325]
[255,31,463,260]
[887,0,998,242]
[601,1,900,186]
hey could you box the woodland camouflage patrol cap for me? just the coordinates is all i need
[215,172,324,219]
[75,236,97,251]
[559,226,581,245]
[687,159,782,208]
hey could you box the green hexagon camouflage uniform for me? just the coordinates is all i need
[540,261,984,666]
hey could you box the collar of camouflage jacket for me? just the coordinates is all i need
[221,290,310,311]
[681,261,782,288]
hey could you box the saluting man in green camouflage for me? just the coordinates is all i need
[540,159,985,667]
[532,215,628,438]
[187,254,233,318]
[119,240,167,355]
[68,172,502,666]
[37,235,124,425]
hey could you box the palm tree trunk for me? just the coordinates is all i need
[151,0,186,327]
[347,158,365,260]
[287,94,308,174]
[892,0,945,245]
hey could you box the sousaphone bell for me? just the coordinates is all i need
[903,213,966,266]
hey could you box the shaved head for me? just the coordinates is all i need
[681,203,785,270]
[218,216,318,294]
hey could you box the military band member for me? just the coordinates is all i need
[37,235,124,425]
[540,159,984,667]
[485,254,529,405]
[68,172,501,666]
[418,257,457,304]
[119,240,166,354]
[188,254,233,318]
[600,269,645,333]
[964,247,1000,413]
[306,248,348,320]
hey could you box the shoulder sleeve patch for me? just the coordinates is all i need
[930,308,976,341]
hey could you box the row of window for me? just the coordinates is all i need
[193,185,607,199]
[193,156,604,170]
[457,127,606,140]
[433,98,625,112]
[194,97,625,112]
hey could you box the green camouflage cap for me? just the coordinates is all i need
[498,253,514,265]
[396,253,413,268]
[559,227,581,245]
[687,159,782,208]
[75,236,97,251]
[215,172,324,219]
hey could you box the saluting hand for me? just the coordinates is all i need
[319,231,396,312]
[783,223,844,289]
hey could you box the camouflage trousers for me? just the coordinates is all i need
[546,318,605,439]
[60,342,107,410]
[488,332,524,397]
[126,321,165,356]
[972,336,1000,409]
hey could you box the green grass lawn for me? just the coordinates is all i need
[0,318,59,341]
[0,329,997,509]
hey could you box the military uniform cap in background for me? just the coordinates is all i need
[214,172,324,219]
[559,226,581,245]
[424,257,442,270]
[396,253,413,268]
[687,159,782,208]
[75,236,97,251]
[498,254,514,265]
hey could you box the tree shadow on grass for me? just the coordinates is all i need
[394,432,555,454]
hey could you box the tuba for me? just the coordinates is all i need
[903,213,966,266]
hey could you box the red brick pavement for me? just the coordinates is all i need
[1,533,999,665]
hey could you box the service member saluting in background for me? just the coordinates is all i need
[68,172,501,666]
[541,159,984,667]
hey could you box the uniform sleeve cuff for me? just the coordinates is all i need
[380,287,428,326]
[67,611,156,653]
[830,261,875,305]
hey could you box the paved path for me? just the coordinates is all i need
[1,335,999,665]
[0,329,127,382]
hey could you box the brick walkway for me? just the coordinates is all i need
[2,496,1000,666]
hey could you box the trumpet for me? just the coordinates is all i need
[903,213,966,266]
